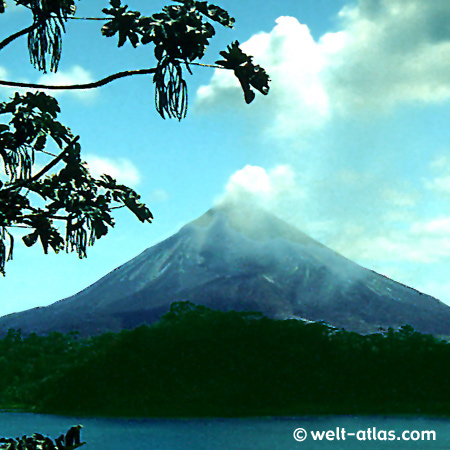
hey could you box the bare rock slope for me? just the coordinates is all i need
[2,202,450,336]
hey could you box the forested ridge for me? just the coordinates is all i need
[0,301,449,417]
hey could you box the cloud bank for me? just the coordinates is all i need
[197,0,450,130]
[84,154,141,187]
[328,0,450,110]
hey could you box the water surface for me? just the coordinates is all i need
[0,412,448,449]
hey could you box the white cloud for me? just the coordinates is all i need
[149,189,170,203]
[84,154,141,187]
[411,217,450,237]
[37,66,96,101]
[226,165,272,197]
[325,0,450,111]
[426,175,450,196]
[425,153,450,196]
[197,0,450,128]
[381,187,418,208]
[0,68,12,102]
[2,66,97,100]
[430,155,450,170]
[197,17,331,137]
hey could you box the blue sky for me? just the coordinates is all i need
[2,0,450,316]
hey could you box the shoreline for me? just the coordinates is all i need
[3,405,450,421]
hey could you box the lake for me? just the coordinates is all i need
[0,412,449,449]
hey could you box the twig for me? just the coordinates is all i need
[19,213,70,221]
[186,61,225,69]
[40,149,58,157]
[66,17,107,21]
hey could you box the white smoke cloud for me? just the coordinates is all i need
[217,164,304,210]
[218,162,450,301]
[205,0,450,303]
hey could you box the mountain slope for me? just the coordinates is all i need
[1,201,450,336]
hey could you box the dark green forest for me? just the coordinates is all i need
[1,301,449,417]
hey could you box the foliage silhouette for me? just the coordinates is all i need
[0,425,85,450]
[0,0,270,274]
[0,302,449,417]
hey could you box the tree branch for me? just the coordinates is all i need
[0,14,104,52]
[19,213,70,221]
[186,61,225,70]
[2,137,75,192]
[0,23,38,51]
[0,68,157,90]
[27,139,73,181]
[0,62,226,91]
[66,16,107,21]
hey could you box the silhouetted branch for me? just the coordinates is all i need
[0,68,157,90]
[2,137,75,192]
[0,63,225,91]
[66,16,107,21]
[0,23,38,51]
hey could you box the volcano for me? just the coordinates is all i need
[2,201,450,336]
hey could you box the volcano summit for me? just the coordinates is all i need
[2,202,450,336]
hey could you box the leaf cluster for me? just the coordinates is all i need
[17,0,78,72]
[0,92,152,274]
[102,0,234,54]
[100,0,268,117]
[0,0,270,274]
[216,41,270,104]
[0,426,85,450]
[101,0,233,119]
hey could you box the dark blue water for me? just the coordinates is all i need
[0,412,449,449]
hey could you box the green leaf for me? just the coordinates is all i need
[216,41,270,104]
[122,196,153,222]
[195,1,235,28]
[34,134,47,151]
[23,231,39,247]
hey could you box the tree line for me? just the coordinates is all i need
[0,301,449,417]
